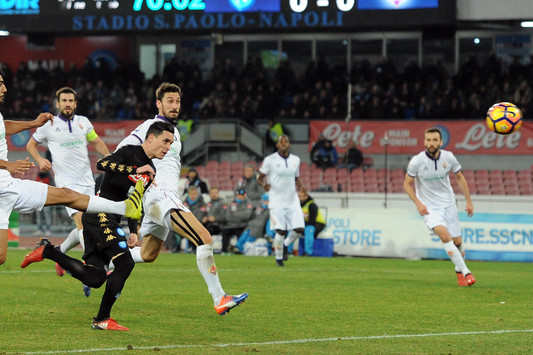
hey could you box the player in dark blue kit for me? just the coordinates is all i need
[21,121,175,331]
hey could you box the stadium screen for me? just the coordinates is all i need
[0,0,456,34]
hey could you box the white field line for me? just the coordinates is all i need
[13,329,533,354]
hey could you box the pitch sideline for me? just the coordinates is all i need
[15,329,533,354]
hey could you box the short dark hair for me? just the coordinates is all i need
[56,87,77,101]
[425,127,442,140]
[155,82,182,102]
[145,121,175,140]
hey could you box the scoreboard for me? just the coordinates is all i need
[0,0,455,34]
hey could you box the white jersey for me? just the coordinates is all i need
[117,116,181,194]
[0,113,13,187]
[406,149,462,209]
[259,152,301,209]
[32,114,95,188]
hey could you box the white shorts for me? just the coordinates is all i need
[269,207,305,232]
[424,204,461,237]
[139,186,190,241]
[62,183,95,217]
[0,179,48,229]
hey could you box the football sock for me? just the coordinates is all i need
[454,242,465,273]
[42,245,106,287]
[196,244,225,305]
[129,247,145,263]
[108,247,144,270]
[60,228,80,253]
[86,196,126,215]
[95,252,134,322]
[284,230,302,247]
[274,233,284,260]
[443,241,470,275]
[456,242,465,258]
[78,229,85,250]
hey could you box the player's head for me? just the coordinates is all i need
[144,121,175,159]
[276,134,290,156]
[155,82,182,125]
[0,72,7,104]
[424,127,442,157]
[55,87,77,119]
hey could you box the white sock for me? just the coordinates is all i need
[196,244,225,305]
[78,229,85,251]
[454,242,465,273]
[456,242,465,258]
[129,246,145,263]
[274,233,284,260]
[284,230,302,247]
[444,241,470,275]
[86,196,126,215]
[60,228,80,253]
[109,247,144,270]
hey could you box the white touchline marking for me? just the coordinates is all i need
[15,329,533,354]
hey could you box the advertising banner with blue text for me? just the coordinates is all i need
[328,208,533,262]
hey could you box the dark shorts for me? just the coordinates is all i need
[82,212,129,266]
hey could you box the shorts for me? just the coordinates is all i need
[269,207,305,232]
[82,212,129,264]
[62,183,95,217]
[0,179,48,229]
[139,186,190,241]
[424,204,461,237]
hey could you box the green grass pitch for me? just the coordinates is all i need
[1,249,532,354]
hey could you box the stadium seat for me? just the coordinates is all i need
[219,179,234,191]
[323,168,337,179]
[349,181,365,192]
[337,168,348,179]
[194,166,205,177]
[505,186,520,195]
[517,170,531,181]
[503,170,517,181]
[391,183,405,193]
[461,169,475,180]
[300,162,310,172]
[362,156,374,170]
[206,160,219,170]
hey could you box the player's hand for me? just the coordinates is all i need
[34,112,54,127]
[465,201,474,217]
[136,164,156,180]
[7,157,35,174]
[38,158,52,172]
[263,183,271,191]
[127,233,139,248]
[416,202,429,216]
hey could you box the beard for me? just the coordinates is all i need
[426,146,440,157]
[162,108,179,125]
[61,109,74,119]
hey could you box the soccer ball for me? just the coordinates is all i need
[486,102,523,135]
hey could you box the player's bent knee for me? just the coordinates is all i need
[84,268,107,288]
[140,251,157,263]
